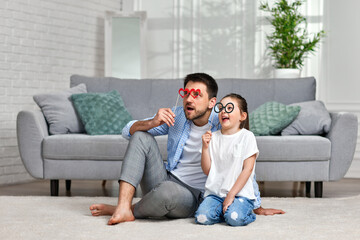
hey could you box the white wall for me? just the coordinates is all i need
[322,0,360,177]
[0,0,121,185]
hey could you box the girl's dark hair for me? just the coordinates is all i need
[184,73,218,99]
[221,93,249,130]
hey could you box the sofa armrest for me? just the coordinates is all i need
[325,112,358,181]
[17,110,49,179]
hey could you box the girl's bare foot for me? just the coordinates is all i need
[89,204,116,216]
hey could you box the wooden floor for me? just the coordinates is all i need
[0,178,359,198]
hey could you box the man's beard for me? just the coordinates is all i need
[184,107,210,121]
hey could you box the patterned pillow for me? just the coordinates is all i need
[249,102,301,136]
[71,90,132,135]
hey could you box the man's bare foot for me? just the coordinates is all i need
[107,205,135,225]
[89,204,116,216]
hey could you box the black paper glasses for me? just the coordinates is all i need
[214,102,234,113]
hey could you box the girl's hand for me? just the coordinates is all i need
[202,131,212,149]
[223,194,235,213]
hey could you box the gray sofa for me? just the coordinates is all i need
[17,75,358,197]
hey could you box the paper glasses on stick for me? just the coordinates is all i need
[214,102,234,113]
[173,88,201,111]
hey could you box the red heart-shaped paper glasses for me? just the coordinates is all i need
[173,88,214,130]
[174,88,201,110]
[178,88,201,99]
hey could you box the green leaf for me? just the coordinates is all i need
[259,0,326,69]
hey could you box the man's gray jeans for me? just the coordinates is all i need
[119,131,202,219]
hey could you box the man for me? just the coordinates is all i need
[90,73,285,225]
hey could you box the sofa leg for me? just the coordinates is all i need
[51,180,59,196]
[66,180,71,191]
[314,181,323,198]
[102,180,107,187]
[305,182,311,197]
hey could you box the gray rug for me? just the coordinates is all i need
[0,195,359,240]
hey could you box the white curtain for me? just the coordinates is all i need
[135,0,324,80]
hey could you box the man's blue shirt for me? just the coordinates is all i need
[122,106,261,209]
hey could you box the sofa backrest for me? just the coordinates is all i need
[70,75,316,120]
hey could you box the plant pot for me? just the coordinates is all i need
[274,68,301,78]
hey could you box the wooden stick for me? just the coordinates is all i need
[173,93,180,112]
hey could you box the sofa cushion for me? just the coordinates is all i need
[42,134,168,161]
[33,83,87,134]
[43,134,329,163]
[281,100,332,135]
[71,90,132,135]
[249,101,301,136]
[256,136,331,162]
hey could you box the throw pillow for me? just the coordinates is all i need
[71,90,132,135]
[33,83,87,135]
[249,101,301,136]
[281,100,331,135]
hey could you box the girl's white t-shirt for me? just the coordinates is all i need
[204,129,259,199]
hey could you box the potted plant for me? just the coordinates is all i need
[259,0,325,78]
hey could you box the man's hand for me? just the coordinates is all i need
[129,108,176,135]
[202,131,212,149]
[253,206,285,215]
[151,108,176,127]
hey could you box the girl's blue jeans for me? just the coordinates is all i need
[195,194,256,226]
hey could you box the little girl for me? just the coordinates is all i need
[195,93,258,226]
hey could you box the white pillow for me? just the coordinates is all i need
[281,100,331,135]
[33,84,87,134]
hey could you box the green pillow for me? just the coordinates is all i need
[249,101,301,136]
[71,90,132,135]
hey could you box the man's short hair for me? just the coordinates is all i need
[184,73,218,99]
